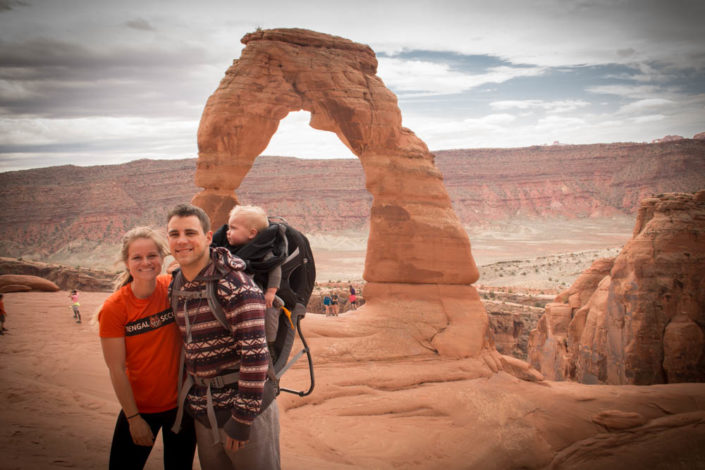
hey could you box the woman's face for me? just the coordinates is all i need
[126,237,163,283]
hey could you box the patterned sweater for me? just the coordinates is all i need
[171,247,268,441]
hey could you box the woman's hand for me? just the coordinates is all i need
[128,415,155,447]
[101,338,155,447]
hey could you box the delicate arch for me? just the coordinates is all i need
[192,28,478,285]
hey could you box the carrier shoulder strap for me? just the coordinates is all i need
[205,279,228,331]
[170,268,228,332]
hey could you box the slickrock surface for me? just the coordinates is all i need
[0,274,59,292]
[529,191,705,384]
[1,291,705,469]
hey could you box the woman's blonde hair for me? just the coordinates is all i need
[228,205,269,232]
[113,226,169,290]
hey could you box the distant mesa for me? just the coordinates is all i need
[652,134,684,143]
[529,190,705,385]
[694,131,705,140]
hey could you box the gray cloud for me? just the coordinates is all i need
[0,37,217,118]
[0,0,28,12]
[125,18,155,31]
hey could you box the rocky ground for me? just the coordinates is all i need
[2,290,704,470]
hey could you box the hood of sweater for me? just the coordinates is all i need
[197,246,246,281]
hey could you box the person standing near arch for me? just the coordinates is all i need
[98,227,196,469]
[167,203,280,470]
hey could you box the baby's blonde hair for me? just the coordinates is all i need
[228,205,269,232]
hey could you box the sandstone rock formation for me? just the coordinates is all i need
[529,191,705,384]
[191,28,488,359]
[0,274,60,292]
[484,300,543,359]
[694,131,705,140]
[0,257,115,292]
[192,28,476,285]
[652,134,684,143]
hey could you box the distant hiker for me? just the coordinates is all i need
[323,295,332,316]
[348,284,357,310]
[70,289,81,323]
[0,294,7,334]
[331,293,339,316]
[211,205,284,352]
[167,203,280,470]
[98,226,196,470]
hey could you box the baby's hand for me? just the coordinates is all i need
[264,290,276,308]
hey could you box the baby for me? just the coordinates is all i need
[212,205,283,346]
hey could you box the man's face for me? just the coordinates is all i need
[167,215,212,272]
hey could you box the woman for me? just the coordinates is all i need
[98,227,196,469]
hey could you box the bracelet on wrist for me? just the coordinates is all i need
[126,412,140,420]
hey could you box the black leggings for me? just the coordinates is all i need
[109,408,196,470]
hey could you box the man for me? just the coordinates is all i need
[167,203,280,470]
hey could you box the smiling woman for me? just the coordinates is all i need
[97,226,197,470]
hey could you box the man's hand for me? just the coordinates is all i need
[225,436,248,451]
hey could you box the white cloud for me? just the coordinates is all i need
[632,114,665,124]
[619,98,675,114]
[0,116,194,146]
[587,84,662,99]
[378,58,545,96]
[491,100,590,113]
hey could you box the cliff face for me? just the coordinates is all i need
[528,191,705,384]
[437,140,705,224]
[0,139,703,268]
[0,159,199,266]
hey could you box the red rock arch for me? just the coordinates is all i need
[193,28,477,286]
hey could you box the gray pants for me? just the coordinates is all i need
[194,401,280,470]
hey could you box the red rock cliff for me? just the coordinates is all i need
[529,191,705,384]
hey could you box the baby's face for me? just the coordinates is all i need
[226,215,257,246]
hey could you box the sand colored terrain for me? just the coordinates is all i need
[2,291,704,469]
[312,216,635,288]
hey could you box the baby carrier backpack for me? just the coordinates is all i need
[175,217,316,397]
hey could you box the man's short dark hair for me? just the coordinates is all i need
[167,203,211,233]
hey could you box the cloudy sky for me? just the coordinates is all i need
[1,0,704,171]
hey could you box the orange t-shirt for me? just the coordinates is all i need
[99,274,181,413]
